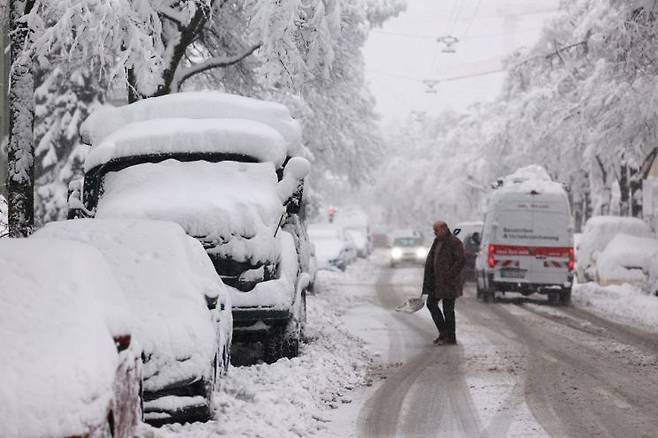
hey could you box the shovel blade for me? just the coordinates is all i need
[395,297,425,313]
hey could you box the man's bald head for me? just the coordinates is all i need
[433,220,449,238]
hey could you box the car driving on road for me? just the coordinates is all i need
[389,231,427,267]
[475,166,574,305]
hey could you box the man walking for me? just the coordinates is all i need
[422,220,465,345]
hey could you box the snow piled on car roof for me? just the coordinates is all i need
[0,238,126,438]
[33,219,225,393]
[83,118,288,172]
[95,160,285,264]
[495,165,566,196]
[81,91,302,156]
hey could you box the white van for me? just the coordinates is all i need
[475,167,574,305]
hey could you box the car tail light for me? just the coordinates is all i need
[487,244,496,268]
[567,247,575,271]
[114,335,131,353]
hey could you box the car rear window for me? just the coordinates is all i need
[393,237,423,247]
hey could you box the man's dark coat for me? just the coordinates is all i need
[422,233,466,299]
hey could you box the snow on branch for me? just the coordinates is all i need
[173,43,261,91]
[155,4,192,26]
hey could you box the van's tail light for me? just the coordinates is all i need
[114,335,131,353]
[487,244,497,268]
[567,247,575,271]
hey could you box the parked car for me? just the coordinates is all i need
[344,227,371,257]
[71,92,311,363]
[575,215,653,283]
[0,239,142,438]
[389,231,427,267]
[308,223,358,270]
[595,233,658,287]
[455,221,483,281]
[370,227,391,248]
[33,218,232,425]
[475,166,574,305]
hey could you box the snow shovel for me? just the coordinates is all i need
[395,293,426,313]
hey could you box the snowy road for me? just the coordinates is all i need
[352,256,658,438]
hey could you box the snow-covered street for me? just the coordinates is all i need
[134,251,658,437]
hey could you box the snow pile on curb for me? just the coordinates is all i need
[573,282,658,333]
[156,272,372,437]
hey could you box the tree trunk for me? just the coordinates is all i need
[630,167,643,218]
[619,163,630,216]
[7,0,36,237]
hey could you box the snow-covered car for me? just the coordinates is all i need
[475,166,574,305]
[344,227,371,258]
[595,233,658,287]
[455,221,483,281]
[308,223,358,270]
[0,238,141,438]
[33,219,232,425]
[576,215,653,283]
[71,92,311,363]
[389,234,427,267]
[370,227,391,248]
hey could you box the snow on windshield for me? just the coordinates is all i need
[96,160,285,264]
[81,91,302,156]
[33,218,223,392]
[0,239,122,437]
[84,118,288,172]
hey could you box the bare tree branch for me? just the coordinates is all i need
[173,42,261,91]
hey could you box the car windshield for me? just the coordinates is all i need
[393,237,422,247]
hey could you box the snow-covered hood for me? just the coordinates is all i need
[0,239,124,437]
[34,219,226,392]
[96,160,296,264]
[313,238,346,267]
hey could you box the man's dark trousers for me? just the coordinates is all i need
[427,295,455,336]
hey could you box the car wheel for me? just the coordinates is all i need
[559,288,572,306]
[263,326,286,363]
[548,291,560,306]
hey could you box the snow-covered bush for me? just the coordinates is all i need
[596,233,658,287]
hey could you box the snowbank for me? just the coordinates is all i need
[81,91,302,156]
[573,282,658,333]
[596,233,658,286]
[84,118,288,172]
[96,160,285,264]
[157,268,372,438]
[33,219,226,393]
[0,239,126,437]
[576,216,653,281]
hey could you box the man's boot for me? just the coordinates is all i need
[445,333,457,345]
[433,333,445,345]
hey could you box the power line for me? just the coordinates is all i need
[367,68,505,83]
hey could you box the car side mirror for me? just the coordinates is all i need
[453,228,461,236]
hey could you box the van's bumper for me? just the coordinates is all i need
[492,277,573,294]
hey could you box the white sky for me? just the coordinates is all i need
[363,0,561,123]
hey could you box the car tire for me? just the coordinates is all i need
[483,290,495,303]
[548,291,560,306]
[559,287,572,305]
[264,320,301,363]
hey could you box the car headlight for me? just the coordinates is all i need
[416,247,428,258]
[391,248,403,259]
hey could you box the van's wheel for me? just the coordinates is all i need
[483,288,495,303]
[475,281,483,300]
[559,288,572,306]
[548,291,560,306]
